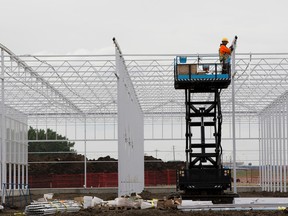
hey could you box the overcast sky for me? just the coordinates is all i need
[2,0,280,163]
[1,0,288,55]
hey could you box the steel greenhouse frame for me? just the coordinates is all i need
[1,42,288,196]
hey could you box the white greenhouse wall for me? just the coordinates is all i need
[259,93,288,192]
[0,105,28,200]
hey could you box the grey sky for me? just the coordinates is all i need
[1,0,288,55]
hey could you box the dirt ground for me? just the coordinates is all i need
[59,209,287,216]
[2,191,288,216]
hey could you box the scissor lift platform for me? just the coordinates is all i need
[174,57,231,92]
[174,56,237,203]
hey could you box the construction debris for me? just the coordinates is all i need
[43,193,54,200]
[23,193,183,215]
[157,197,182,210]
[25,200,82,215]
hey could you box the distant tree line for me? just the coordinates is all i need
[28,126,75,153]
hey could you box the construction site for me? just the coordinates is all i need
[1,35,288,216]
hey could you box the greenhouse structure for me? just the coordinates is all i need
[1,40,288,202]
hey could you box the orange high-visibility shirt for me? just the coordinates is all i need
[219,44,231,62]
[219,45,231,56]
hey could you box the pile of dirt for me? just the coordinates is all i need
[29,154,185,175]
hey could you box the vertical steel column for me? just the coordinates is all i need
[269,112,272,191]
[8,164,11,190]
[25,162,28,189]
[272,109,276,192]
[259,115,263,190]
[84,116,87,188]
[262,115,264,189]
[265,114,268,191]
[262,114,269,191]
[276,105,280,191]
[185,89,189,169]
[1,48,6,203]
[265,114,269,191]
[284,99,287,192]
[22,165,25,189]
[271,110,274,191]
[264,113,267,191]
[13,164,16,190]
[279,103,283,192]
[231,41,237,194]
[269,113,273,191]
[17,164,20,189]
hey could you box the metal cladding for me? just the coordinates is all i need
[0,104,28,203]
[259,92,288,192]
[114,39,144,196]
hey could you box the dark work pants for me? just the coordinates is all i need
[222,63,231,74]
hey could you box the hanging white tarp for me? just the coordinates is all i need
[114,39,144,196]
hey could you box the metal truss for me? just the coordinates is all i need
[1,44,288,123]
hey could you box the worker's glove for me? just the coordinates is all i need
[229,46,234,52]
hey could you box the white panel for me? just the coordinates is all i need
[259,93,288,193]
[115,42,144,196]
[0,104,28,202]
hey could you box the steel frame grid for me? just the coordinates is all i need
[1,48,288,120]
[1,43,288,196]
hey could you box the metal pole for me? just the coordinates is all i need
[259,116,265,191]
[13,164,16,190]
[17,164,20,189]
[231,46,237,194]
[283,97,288,193]
[259,115,263,190]
[22,165,25,189]
[84,116,87,188]
[284,99,287,192]
[173,145,176,161]
[26,163,28,189]
[279,103,283,192]
[272,110,276,192]
[276,106,280,191]
[1,48,6,203]
[264,114,267,191]
[269,113,272,192]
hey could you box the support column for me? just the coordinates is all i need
[84,116,87,188]
[1,48,6,203]
[231,40,237,194]
[284,99,287,192]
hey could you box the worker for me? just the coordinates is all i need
[219,37,233,74]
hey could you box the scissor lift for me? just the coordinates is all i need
[174,56,238,203]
